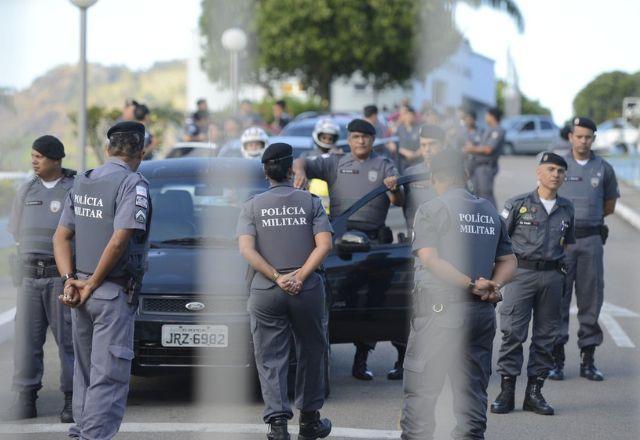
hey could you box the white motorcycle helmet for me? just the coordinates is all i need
[312,119,340,151]
[240,126,269,159]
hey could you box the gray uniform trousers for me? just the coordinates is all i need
[557,234,604,348]
[12,276,74,393]
[471,164,498,208]
[496,268,563,377]
[68,279,136,440]
[401,301,495,440]
[249,272,328,423]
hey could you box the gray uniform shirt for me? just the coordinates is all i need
[474,126,505,166]
[403,161,435,229]
[502,190,575,262]
[412,187,513,297]
[558,151,619,228]
[8,174,75,251]
[59,157,149,233]
[304,152,397,230]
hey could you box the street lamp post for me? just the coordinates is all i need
[221,28,247,113]
[70,0,98,171]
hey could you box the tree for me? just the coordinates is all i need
[199,0,524,105]
[495,80,551,116]
[573,71,640,123]
[199,0,259,87]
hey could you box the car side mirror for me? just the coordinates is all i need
[335,231,371,254]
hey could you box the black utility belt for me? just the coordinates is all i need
[22,264,59,279]
[517,259,561,271]
[575,226,602,239]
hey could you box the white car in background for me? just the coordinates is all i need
[593,118,638,154]
[501,115,560,154]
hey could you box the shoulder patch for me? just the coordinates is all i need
[135,209,147,223]
[500,209,509,219]
[135,195,148,208]
[136,185,147,197]
[491,131,499,139]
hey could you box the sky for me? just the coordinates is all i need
[1,0,639,124]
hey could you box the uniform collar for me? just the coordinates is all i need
[566,149,595,163]
[269,181,293,189]
[106,157,132,171]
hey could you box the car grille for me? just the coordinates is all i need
[141,296,247,315]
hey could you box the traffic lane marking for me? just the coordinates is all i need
[570,302,638,348]
[0,423,402,438]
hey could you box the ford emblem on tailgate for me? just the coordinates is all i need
[185,302,205,311]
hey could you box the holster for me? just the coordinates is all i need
[125,277,141,306]
[600,224,609,245]
[378,226,393,244]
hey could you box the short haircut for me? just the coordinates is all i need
[263,158,293,182]
[363,105,378,118]
[275,99,286,108]
[487,107,502,122]
[134,104,149,121]
[108,132,143,158]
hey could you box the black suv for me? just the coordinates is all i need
[133,157,421,376]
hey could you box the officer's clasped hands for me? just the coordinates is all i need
[383,176,399,192]
[471,277,502,303]
[59,279,94,308]
[276,271,303,295]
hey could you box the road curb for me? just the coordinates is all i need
[615,201,640,231]
[0,306,15,345]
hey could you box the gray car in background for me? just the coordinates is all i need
[501,115,560,154]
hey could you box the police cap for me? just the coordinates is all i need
[261,142,293,164]
[419,124,445,142]
[347,118,376,136]
[32,135,65,160]
[107,121,146,140]
[430,149,465,176]
[537,151,568,170]
[572,117,597,132]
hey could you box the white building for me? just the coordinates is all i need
[331,41,495,114]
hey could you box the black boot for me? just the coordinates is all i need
[267,417,290,440]
[580,346,604,381]
[547,344,565,381]
[387,359,404,380]
[298,410,331,440]
[1,390,37,421]
[352,345,373,381]
[523,376,554,415]
[60,392,74,423]
[490,375,516,414]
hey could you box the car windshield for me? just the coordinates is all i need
[148,176,267,245]
[281,119,349,139]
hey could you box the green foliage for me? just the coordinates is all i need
[496,80,552,116]
[254,97,324,124]
[255,0,417,103]
[573,71,640,124]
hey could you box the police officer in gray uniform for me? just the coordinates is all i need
[549,117,620,382]
[293,118,405,381]
[238,142,333,440]
[53,121,152,440]
[2,136,75,423]
[491,152,575,416]
[403,124,446,231]
[463,107,505,207]
[401,149,516,440]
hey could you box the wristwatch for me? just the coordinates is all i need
[466,280,476,292]
[61,272,77,285]
[272,271,281,282]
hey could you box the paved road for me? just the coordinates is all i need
[0,156,638,439]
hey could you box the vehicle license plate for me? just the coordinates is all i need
[161,325,228,347]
